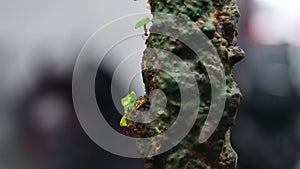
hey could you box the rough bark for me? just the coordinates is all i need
[124,0,244,168]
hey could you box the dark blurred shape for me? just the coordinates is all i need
[232,1,300,169]
[19,69,143,169]
[232,44,300,169]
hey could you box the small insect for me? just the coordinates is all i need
[143,25,148,36]
[135,17,151,36]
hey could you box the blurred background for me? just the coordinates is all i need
[0,0,299,169]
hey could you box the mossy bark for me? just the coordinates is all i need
[126,0,244,168]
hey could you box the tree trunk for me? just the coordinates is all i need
[125,0,244,168]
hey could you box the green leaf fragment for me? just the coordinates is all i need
[154,127,161,134]
[120,116,128,127]
[121,91,136,110]
[135,17,151,29]
[119,91,137,127]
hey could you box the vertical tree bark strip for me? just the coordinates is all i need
[125,0,244,168]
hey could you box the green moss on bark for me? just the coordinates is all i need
[123,0,244,168]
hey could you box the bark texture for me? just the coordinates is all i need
[124,0,244,168]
